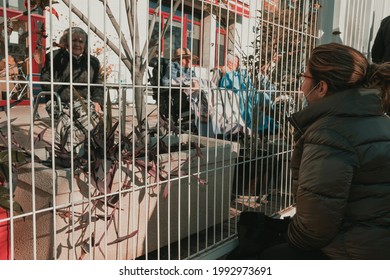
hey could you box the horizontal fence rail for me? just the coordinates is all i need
[0,0,320,260]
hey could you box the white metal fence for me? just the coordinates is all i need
[0,0,320,260]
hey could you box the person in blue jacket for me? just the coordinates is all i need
[219,53,274,134]
[160,48,198,124]
[161,47,197,87]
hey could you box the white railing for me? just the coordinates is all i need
[0,0,319,260]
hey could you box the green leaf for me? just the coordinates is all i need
[0,186,8,194]
[12,201,23,213]
[0,150,26,163]
[0,197,23,213]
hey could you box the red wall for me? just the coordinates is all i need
[0,208,10,260]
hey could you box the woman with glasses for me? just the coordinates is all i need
[260,43,390,259]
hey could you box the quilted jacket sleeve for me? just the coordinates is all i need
[287,128,359,250]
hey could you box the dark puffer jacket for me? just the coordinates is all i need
[287,87,390,259]
[41,49,104,106]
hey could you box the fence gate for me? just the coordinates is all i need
[0,0,321,260]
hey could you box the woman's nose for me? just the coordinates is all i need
[73,39,84,46]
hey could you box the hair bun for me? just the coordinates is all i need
[364,63,381,88]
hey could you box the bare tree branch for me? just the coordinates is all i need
[97,0,133,65]
[133,0,144,126]
[125,0,134,42]
[142,2,161,69]
[133,1,140,56]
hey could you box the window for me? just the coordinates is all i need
[163,17,183,59]
[8,0,19,10]
[215,28,227,67]
[187,22,200,59]
[148,3,201,62]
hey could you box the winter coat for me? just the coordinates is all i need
[372,15,390,63]
[41,49,104,106]
[161,61,196,86]
[287,87,390,259]
[219,69,274,133]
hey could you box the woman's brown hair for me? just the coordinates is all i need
[308,42,390,112]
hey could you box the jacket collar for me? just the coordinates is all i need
[288,87,383,139]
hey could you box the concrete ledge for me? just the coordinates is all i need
[11,135,238,260]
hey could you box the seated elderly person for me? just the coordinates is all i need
[160,48,198,125]
[162,47,197,86]
[40,27,104,153]
[219,53,275,135]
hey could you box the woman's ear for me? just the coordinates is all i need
[317,80,328,98]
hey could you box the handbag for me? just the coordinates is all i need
[226,211,291,259]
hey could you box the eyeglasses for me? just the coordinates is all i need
[299,73,313,80]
